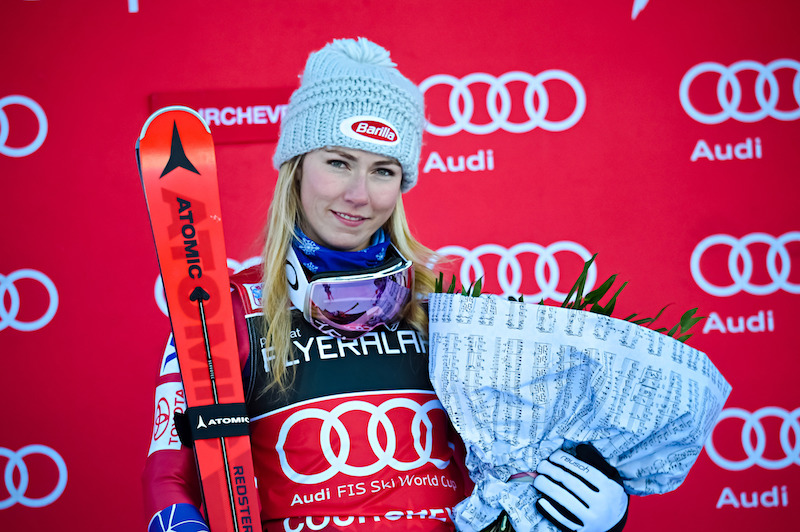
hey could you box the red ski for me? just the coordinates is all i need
[137,106,261,532]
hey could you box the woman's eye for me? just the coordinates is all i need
[376,167,397,177]
[328,159,347,169]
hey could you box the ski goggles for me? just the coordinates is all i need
[286,245,414,339]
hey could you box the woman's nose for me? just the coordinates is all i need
[343,172,369,204]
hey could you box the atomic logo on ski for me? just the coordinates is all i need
[161,121,200,178]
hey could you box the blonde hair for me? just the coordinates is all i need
[259,156,437,393]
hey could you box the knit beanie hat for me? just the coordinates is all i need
[273,38,425,192]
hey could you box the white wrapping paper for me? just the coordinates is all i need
[428,293,731,532]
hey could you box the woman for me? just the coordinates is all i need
[143,37,628,532]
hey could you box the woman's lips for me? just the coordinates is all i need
[333,210,367,226]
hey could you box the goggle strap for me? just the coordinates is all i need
[285,247,310,315]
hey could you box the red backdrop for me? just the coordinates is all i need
[1,1,798,530]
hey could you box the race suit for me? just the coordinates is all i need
[142,266,470,531]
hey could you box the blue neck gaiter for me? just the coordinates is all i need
[292,227,390,275]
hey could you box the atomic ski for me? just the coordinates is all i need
[137,106,261,532]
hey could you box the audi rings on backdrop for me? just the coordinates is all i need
[0,269,58,332]
[690,232,800,296]
[154,256,262,316]
[276,398,450,485]
[436,242,596,302]
[706,407,800,471]
[0,95,48,157]
[0,445,68,509]
[680,59,800,124]
[418,71,586,135]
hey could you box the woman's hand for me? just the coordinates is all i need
[533,444,629,532]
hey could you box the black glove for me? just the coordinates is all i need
[533,443,629,532]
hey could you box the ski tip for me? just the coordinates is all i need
[138,105,211,140]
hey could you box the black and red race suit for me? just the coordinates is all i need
[143,266,470,531]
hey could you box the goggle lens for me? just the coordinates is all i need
[307,268,413,337]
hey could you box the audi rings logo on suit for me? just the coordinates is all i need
[276,397,451,485]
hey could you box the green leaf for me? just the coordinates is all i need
[678,333,693,343]
[599,281,626,316]
[667,324,680,337]
[435,272,443,293]
[584,274,616,306]
[472,277,483,297]
[447,275,457,294]
[679,308,706,334]
[563,254,596,308]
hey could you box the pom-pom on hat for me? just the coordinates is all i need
[273,37,425,192]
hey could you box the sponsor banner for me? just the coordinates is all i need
[150,88,295,144]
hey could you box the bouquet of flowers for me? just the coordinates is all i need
[427,257,731,531]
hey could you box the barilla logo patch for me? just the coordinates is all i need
[339,116,400,146]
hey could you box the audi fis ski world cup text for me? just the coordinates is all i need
[273,394,458,528]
